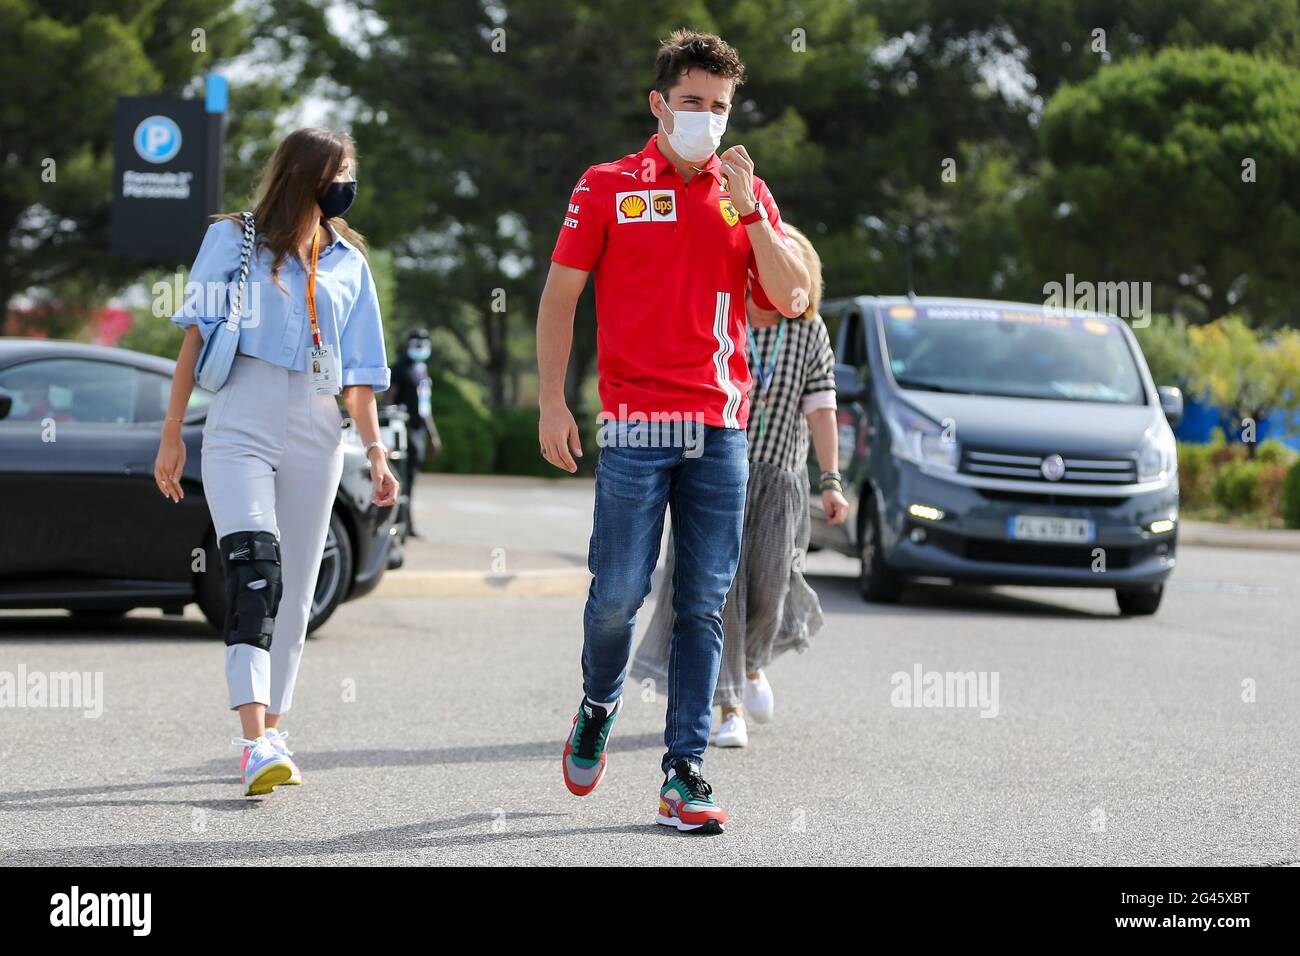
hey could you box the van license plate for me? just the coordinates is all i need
[1008,515,1095,543]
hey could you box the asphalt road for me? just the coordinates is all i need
[0,480,1296,865]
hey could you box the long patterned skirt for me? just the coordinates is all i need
[630,461,825,708]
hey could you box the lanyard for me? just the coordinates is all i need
[305,227,323,348]
[747,319,784,441]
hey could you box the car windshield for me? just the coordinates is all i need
[880,304,1146,404]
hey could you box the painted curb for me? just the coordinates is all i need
[376,567,591,599]
[1179,526,1300,552]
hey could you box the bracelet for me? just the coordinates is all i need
[820,478,843,492]
[820,470,842,483]
[165,416,185,424]
[365,441,388,457]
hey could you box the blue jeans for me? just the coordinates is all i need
[581,421,749,772]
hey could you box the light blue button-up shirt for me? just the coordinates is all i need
[172,218,391,391]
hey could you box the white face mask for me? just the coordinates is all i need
[658,93,727,163]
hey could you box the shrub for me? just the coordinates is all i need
[495,406,601,477]
[494,407,553,478]
[1282,460,1300,529]
[118,308,187,359]
[1209,438,1246,468]
[1211,460,1259,514]
[1254,438,1296,466]
[1254,462,1289,517]
[428,371,495,474]
[1175,442,1216,510]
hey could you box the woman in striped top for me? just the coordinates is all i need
[631,224,849,747]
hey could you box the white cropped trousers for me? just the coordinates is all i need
[201,355,345,713]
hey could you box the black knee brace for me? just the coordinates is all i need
[219,530,283,651]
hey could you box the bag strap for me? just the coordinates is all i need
[225,211,255,331]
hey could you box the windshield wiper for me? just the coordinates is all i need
[893,377,969,394]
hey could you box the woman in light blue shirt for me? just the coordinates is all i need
[154,127,399,796]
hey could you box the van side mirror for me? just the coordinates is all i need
[1158,386,1183,427]
[834,364,867,403]
[0,388,11,421]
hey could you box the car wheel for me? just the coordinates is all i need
[859,498,903,603]
[1116,585,1163,616]
[194,511,354,636]
[308,511,353,635]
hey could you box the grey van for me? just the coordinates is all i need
[809,297,1182,615]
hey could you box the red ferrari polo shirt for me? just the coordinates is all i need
[551,134,789,430]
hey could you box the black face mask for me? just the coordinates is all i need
[318,180,357,219]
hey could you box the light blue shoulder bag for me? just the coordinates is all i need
[194,212,255,392]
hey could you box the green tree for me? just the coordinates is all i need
[1187,316,1300,457]
[256,0,1300,420]
[1025,47,1300,324]
[1134,315,1193,389]
[0,1,298,321]
[270,0,882,410]
[867,1,1300,313]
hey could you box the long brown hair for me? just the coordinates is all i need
[217,127,368,290]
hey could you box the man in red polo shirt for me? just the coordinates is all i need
[536,29,809,834]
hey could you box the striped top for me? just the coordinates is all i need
[746,316,837,470]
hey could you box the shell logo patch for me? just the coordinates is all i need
[616,190,677,223]
[719,199,740,227]
[618,194,647,219]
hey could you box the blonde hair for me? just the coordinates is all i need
[781,223,823,320]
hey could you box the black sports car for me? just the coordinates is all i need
[0,338,405,632]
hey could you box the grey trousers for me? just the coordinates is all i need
[200,355,345,713]
[630,461,825,709]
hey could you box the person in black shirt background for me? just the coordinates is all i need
[385,328,443,537]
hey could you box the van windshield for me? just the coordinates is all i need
[880,305,1146,404]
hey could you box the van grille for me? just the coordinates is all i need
[962,448,1136,484]
[976,489,1129,509]
[925,527,1156,569]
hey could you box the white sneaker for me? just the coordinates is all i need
[744,671,774,724]
[712,712,748,748]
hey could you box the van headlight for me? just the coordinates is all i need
[887,400,960,472]
[1138,424,1177,482]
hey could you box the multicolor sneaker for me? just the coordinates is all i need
[234,736,294,797]
[264,727,302,785]
[562,696,622,796]
[657,759,727,834]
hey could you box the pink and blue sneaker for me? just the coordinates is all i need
[234,736,294,797]
[264,727,302,785]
